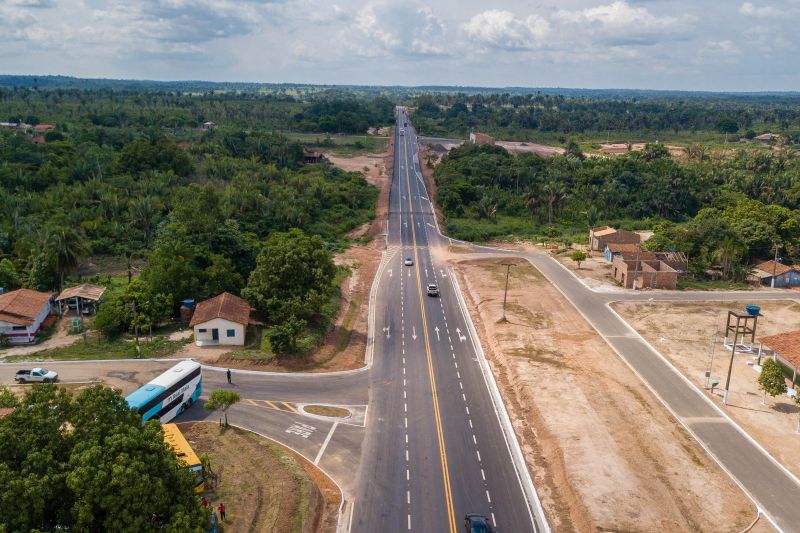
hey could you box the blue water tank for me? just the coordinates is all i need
[182,299,195,309]
[745,305,761,316]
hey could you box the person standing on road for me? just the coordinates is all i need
[219,503,226,521]
[227,369,232,384]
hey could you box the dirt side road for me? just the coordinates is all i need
[454,257,763,532]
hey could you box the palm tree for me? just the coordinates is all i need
[129,196,162,246]
[46,227,90,290]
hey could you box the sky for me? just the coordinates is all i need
[1,0,799,91]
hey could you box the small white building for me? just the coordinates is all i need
[189,292,251,346]
[0,289,52,344]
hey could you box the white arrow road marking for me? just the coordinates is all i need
[416,221,420,228]
[434,326,440,341]
[383,326,391,339]
[440,269,447,278]
[424,268,428,278]
[408,269,411,278]
[388,269,393,278]
[412,326,417,340]
[456,328,467,342]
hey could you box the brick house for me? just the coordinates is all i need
[590,226,641,252]
[612,257,678,290]
[469,132,496,146]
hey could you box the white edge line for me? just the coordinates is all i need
[314,420,340,465]
[449,266,551,533]
[519,255,782,532]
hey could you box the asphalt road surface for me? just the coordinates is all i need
[7,108,800,532]
[350,110,547,533]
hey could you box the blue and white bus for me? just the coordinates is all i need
[125,361,202,423]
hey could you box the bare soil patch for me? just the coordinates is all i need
[181,422,339,533]
[599,142,686,157]
[614,300,800,480]
[496,140,565,157]
[454,257,759,532]
[0,317,80,360]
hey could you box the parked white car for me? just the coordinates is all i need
[14,368,58,383]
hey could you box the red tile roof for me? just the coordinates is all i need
[754,260,796,276]
[606,243,641,253]
[189,292,251,327]
[0,289,51,326]
[760,331,800,368]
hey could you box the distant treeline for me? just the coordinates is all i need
[434,143,800,280]
[412,93,800,139]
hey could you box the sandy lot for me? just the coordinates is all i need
[496,140,565,157]
[454,257,761,532]
[614,300,800,480]
[181,422,336,533]
[599,142,686,157]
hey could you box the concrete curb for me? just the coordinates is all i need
[193,421,348,533]
[448,266,551,533]
[516,253,785,532]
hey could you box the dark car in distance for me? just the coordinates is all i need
[464,513,493,533]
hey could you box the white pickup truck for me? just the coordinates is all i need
[14,368,58,384]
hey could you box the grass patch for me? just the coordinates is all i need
[677,279,752,291]
[303,405,350,418]
[278,132,388,156]
[5,332,190,362]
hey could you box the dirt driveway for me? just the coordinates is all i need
[0,317,80,360]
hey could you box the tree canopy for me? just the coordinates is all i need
[0,385,209,532]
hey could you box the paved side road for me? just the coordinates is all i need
[470,248,800,532]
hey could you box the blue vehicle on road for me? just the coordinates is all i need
[126,361,202,423]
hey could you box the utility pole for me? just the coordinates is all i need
[631,247,641,290]
[132,301,141,358]
[706,311,721,387]
[501,263,515,322]
[771,242,779,288]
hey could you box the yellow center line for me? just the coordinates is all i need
[403,129,457,533]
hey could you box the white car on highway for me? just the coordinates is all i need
[404,257,414,266]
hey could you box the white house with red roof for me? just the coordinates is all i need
[0,289,52,344]
[189,292,252,346]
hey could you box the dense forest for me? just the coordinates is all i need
[434,143,800,279]
[0,88,392,352]
[412,93,800,141]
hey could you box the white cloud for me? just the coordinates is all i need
[462,10,549,51]
[739,2,785,17]
[555,1,694,45]
[349,1,450,57]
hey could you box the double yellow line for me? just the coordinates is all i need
[402,131,457,533]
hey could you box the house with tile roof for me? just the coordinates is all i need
[0,289,52,344]
[752,260,800,288]
[589,226,641,251]
[759,331,800,387]
[189,292,252,346]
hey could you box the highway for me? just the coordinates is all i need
[350,109,546,533]
[8,107,800,532]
